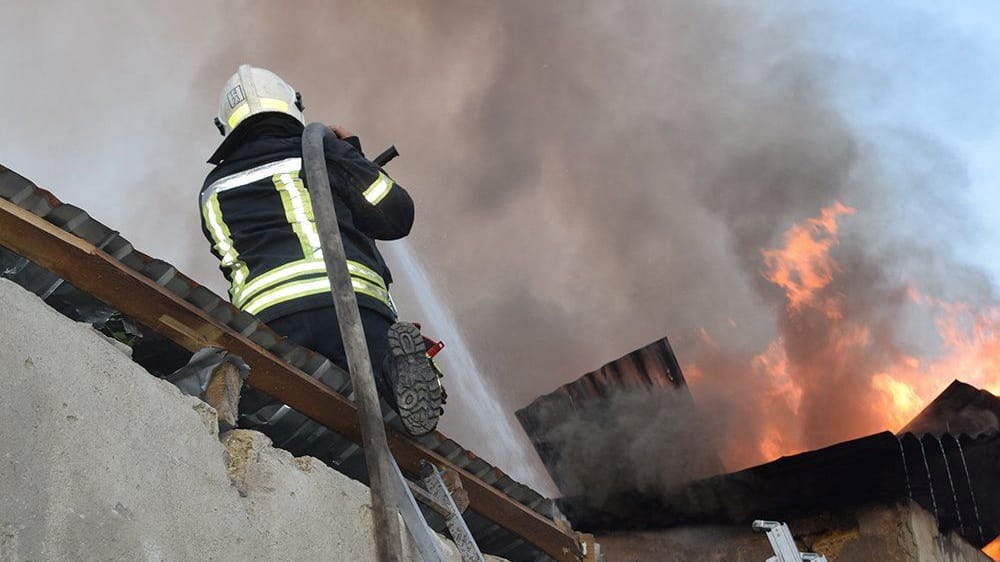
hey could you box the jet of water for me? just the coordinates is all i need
[896,437,912,500]
[935,436,964,535]
[955,437,985,543]
[385,240,557,495]
[917,437,939,521]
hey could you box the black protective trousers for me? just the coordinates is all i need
[268,306,396,404]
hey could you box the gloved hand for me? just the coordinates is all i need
[322,124,378,200]
[328,124,364,155]
[329,124,353,139]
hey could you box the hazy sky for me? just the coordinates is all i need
[4,2,995,284]
[816,1,1000,281]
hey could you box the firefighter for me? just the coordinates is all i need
[199,64,443,436]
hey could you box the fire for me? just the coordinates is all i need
[984,536,1000,561]
[697,201,1000,469]
[915,293,1000,397]
[758,426,790,462]
[751,340,802,459]
[752,339,800,417]
[761,202,855,313]
[871,372,923,430]
[867,292,1000,431]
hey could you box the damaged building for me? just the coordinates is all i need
[518,341,1000,561]
[2,156,998,561]
[0,164,591,561]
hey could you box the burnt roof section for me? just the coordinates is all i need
[516,338,723,496]
[516,338,689,433]
[901,380,1000,438]
[559,429,1000,549]
[0,163,573,562]
[560,337,688,400]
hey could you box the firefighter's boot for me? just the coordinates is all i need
[385,322,444,436]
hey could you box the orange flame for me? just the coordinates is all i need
[753,339,803,459]
[761,202,855,314]
[871,372,923,430]
[984,536,1000,561]
[697,201,1000,468]
[870,292,1000,431]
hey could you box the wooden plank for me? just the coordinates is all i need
[0,196,582,562]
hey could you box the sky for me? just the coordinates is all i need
[1,1,998,490]
[813,0,1000,282]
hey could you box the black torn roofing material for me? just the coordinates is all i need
[515,339,691,442]
[559,429,1000,549]
[516,338,724,496]
[0,163,561,562]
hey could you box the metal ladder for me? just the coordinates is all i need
[394,458,486,562]
[753,520,827,562]
[302,123,485,562]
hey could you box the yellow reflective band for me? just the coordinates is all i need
[273,171,321,257]
[351,277,396,312]
[201,193,249,300]
[227,103,251,130]
[233,258,327,307]
[346,260,387,290]
[362,172,394,205]
[242,277,331,315]
[235,258,390,308]
[227,98,291,131]
[241,275,396,316]
[232,265,248,289]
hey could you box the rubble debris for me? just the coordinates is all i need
[167,348,250,432]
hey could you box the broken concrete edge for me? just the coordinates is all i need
[202,361,246,431]
[0,278,508,562]
[219,431,511,562]
[0,193,581,560]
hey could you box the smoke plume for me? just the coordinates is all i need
[2,1,997,490]
[533,387,725,504]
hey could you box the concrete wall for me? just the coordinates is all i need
[0,279,502,562]
[596,501,991,561]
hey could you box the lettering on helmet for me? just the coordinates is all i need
[227,85,246,108]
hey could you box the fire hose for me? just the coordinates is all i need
[301,123,404,562]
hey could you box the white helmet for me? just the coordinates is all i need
[214,64,305,136]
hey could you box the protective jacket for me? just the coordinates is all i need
[200,115,413,323]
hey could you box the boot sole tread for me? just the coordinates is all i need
[388,322,443,436]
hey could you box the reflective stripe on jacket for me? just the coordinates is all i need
[199,116,413,322]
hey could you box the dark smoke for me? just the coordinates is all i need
[536,387,725,504]
[3,1,996,490]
